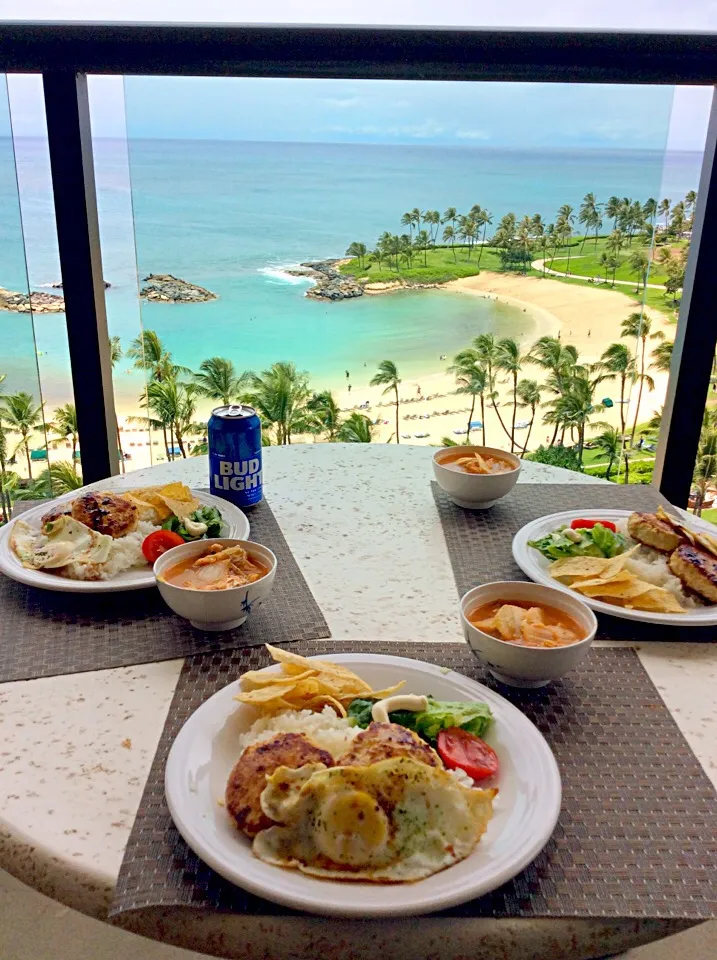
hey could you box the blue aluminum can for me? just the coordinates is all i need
[208,404,263,508]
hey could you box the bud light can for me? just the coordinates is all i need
[208,404,263,508]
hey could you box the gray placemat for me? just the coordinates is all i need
[0,499,330,682]
[110,641,717,922]
[432,482,716,642]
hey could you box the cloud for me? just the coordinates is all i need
[326,119,445,139]
[456,128,491,141]
[323,97,361,109]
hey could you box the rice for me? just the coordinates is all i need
[62,520,159,581]
[237,706,360,759]
[616,519,704,609]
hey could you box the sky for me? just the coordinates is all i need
[2,1,714,151]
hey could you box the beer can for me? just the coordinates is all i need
[208,404,263,508]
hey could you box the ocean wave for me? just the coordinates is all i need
[258,266,313,286]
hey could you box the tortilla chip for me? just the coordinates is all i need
[157,482,199,521]
[571,577,655,600]
[627,588,685,614]
[549,549,635,584]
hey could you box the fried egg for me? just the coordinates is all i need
[253,756,495,882]
[10,516,113,570]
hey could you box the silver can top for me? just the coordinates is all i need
[211,404,257,420]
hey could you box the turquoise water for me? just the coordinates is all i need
[0,137,703,408]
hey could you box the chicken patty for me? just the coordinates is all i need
[225,732,334,837]
[668,543,717,603]
[627,511,685,554]
[70,492,138,539]
[41,504,72,529]
[338,721,440,769]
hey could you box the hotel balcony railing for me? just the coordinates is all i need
[0,23,716,505]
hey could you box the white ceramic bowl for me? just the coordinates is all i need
[432,446,521,509]
[154,538,277,631]
[460,580,597,688]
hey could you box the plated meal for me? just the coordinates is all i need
[228,646,497,883]
[164,650,561,916]
[0,482,250,592]
[513,507,717,625]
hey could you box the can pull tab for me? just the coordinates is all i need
[227,404,243,417]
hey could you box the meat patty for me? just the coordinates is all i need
[70,492,138,539]
[668,543,717,603]
[627,511,685,554]
[338,721,440,769]
[225,732,334,837]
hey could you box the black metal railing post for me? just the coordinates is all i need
[42,71,119,482]
[653,88,717,506]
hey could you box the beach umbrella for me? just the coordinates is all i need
[601,398,614,408]
[515,420,530,429]
[469,421,483,429]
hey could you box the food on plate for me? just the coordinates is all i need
[160,543,269,590]
[436,727,499,781]
[548,552,685,614]
[235,644,405,717]
[528,522,627,560]
[8,482,224,582]
[226,732,335,837]
[141,529,186,563]
[338,721,440,769]
[225,647,498,883]
[668,542,717,603]
[437,449,514,475]
[347,696,492,743]
[66,491,138,539]
[252,755,495,883]
[468,599,585,648]
[528,507,717,612]
[627,511,685,554]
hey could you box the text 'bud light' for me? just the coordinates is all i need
[208,404,263,508]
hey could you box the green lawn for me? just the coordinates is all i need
[339,239,680,320]
[542,236,672,286]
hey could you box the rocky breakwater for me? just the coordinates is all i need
[0,287,66,313]
[290,260,363,301]
[140,274,217,303]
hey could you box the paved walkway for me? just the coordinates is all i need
[532,256,666,290]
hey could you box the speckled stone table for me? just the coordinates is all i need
[0,445,714,960]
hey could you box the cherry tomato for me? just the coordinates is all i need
[570,518,616,532]
[142,529,185,563]
[437,727,499,781]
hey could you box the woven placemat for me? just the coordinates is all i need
[432,482,717,642]
[110,641,717,922]
[0,500,329,682]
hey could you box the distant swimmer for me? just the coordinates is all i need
[345,369,350,378]
[439,354,447,361]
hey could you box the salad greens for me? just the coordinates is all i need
[162,505,223,541]
[347,696,493,745]
[528,522,626,561]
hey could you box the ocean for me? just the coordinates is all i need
[0,138,703,409]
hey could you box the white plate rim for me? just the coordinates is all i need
[512,508,717,626]
[0,487,249,593]
[164,652,562,918]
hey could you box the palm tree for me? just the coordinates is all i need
[0,391,45,479]
[473,333,513,444]
[336,412,373,443]
[670,201,686,238]
[556,206,574,273]
[346,241,367,267]
[692,427,717,516]
[193,357,248,406]
[516,216,532,274]
[244,362,313,445]
[578,193,597,250]
[606,229,625,286]
[606,196,622,232]
[370,360,401,443]
[400,212,416,238]
[49,403,79,473]
[442,224,457,261]
[591,424,622,481]
[448,349,487,444]
[108,334,126,471]
[414,229,431,266]
[627,248,650,294]
[442,207,458,235]
[597,342,634,437]
[599,251,616,284]
[14,462,84,501]
[424,210,441,244]
[658,198,671,231]
[684,190,697,221]
[0,374,11,522]
[650,339,674,373]
[458,215,477,258]
[307,390,342,441]
[138,378,199,458]
[496,338,524,452]
[543,366,605,465]
[643,198,657,234]
[127,329,170,380]
[476,209,493,266]
[621,311,661,443]
[516,379,541,455]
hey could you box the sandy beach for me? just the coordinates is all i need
[21,271,674,478]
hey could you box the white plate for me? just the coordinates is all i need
[513,508,717,626]
[165,652,561,917]
[0,488,249,593]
